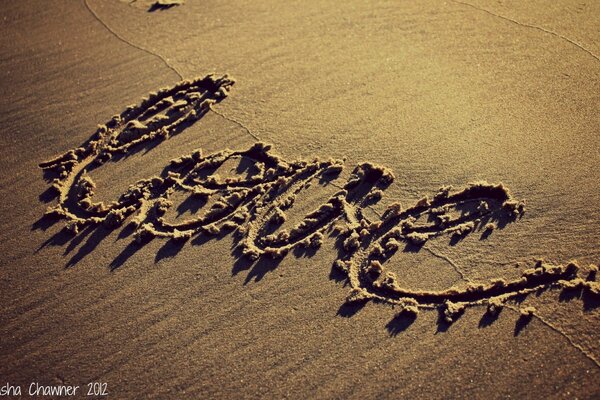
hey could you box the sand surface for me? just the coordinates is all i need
[1,0,599,398]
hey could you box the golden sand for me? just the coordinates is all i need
[1,0,599,398]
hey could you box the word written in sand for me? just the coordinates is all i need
[39,75,599,321]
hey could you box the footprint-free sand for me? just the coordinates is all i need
[1,0,599,398]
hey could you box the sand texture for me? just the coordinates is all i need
[1,0,599,399]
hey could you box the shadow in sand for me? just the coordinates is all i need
[435,319,452,334]
[510,292,529,304]
[479,228,493,240]
[155,239,187,263]
[231,242,251,277]
[35,220,148,270]
[478,309,502,328]
[514,313,533,336]
[32,213,62,232]
[337,301,366,318]
[436,307,464,333]
[117,223,137,241]
[37,227,78,251]
[449,233,466,246]
[110,239,150,271]
[386,312,417,336]
[559,285,600,312]
[243,255,285,284]
[292,245,318,258]
[148,1,183,12]
[66,226,112,268]
[64,225,96,255]
[328,263,349,284]
[177,195,208,217]
[38,187,58,204]
[190,229,230,247]
[403,241,424,253]
[582,290,600,312]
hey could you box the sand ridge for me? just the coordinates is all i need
[39,76,599,331]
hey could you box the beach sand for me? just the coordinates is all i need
[0,0,599,398]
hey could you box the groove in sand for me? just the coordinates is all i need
[39,76,599,325]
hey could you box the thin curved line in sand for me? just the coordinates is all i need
[83,0,261,143]
[210,108,261,142]
[504,304,600,368]
[452,0,600,64]
[83,0,183,80]
[422,245,470,283]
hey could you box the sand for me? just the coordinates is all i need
[1,0,599,398]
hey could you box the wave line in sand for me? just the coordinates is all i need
[84,0,184,79]
[452,0,600,63]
